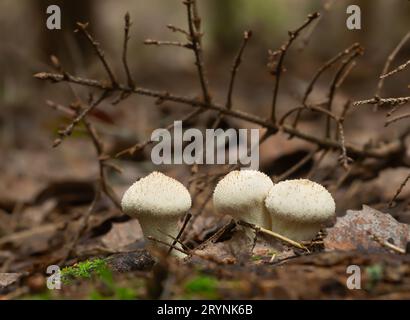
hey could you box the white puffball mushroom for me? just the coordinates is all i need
[265,179,336,241]
[213,170,273,229]
[121,171,191,258]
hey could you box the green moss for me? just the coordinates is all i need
[61,258,108,283]
[184,275,220,299]
[365,264,384,290]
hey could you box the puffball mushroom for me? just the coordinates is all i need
[121,171,191,258]
[213,170,273,229]
[265,179,335,241]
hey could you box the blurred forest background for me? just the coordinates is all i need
[1,0,410,214]
[0,0,410,300]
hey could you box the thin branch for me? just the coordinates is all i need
[269,12,320,123]
[167,212,192,256]
[291,43,360,133]
[388,173,410,207]
[184,0,212,103]
[237,220,308,251]
[211,30,252,129]
[385,112,410,127]
[116,108,204,157]
[166,24,190,37]
[274,148,318,182]
[144,39,191,49]
[226,30,252,110]
[337,122,350,170]
[147,236,190,256]
[380,59,410,79]
[75,22,118,87]
[376,31,410,98]
[53,90,110,147]
[325,47,363,138]
[353,96,410,107]
[122,12,135,88]
[34,72,405,159]
[59,187,101,264]
[83,117,121,209]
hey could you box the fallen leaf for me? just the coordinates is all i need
[324,205,410,252]
[101,220,143,251]
[0,273,22,289]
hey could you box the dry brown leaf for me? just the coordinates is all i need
[101,220,143,251]
[324,205,410,252]
[0,273,22,289]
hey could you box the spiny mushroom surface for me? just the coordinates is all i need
[213,170,273,229]
[121,171,191,258]
[265,179,335,241]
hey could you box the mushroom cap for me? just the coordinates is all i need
[121,171,191,218]
[265,179,335,223]
[213,170,273,217]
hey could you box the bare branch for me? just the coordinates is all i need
[269,12,320,123]
[388,173,410,207]
[380,59,410,79]
[376,31,410,99]
[122,12,135,88]
[353,96,410,107]
[34,71,404,159]
[53,90,110,147]
[385,112,410,127]
[226,30,252,110]
[75,22,118,87]
[184,0,212,103]
[144,39,191,49]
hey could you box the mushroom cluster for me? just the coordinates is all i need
[121,169,336,259]
[213,171,335,243]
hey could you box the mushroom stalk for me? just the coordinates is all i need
[139,215,185,258]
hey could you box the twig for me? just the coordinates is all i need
[211,30,252,129]
[274,148,318,182]
[291,43,360,132]
[226,31,252,110]
[53,90,110,147]
[388,173,410,207]
[269,12,320,123]
[385,112,410,127]
[325,47,363,138]
[368,231,406,254]
[380,59,410,79]
[116,108,204,157]
[376,31,410,99]
[75,22,118,87]
[147,236,190,256]
[353,96,410,107]
[83,118,121,209]
[184,0,212,103]
[167,212,192,256]
[237,220,308,251]
[144,39,191,49]
[122,12,135,88]
[167,24,190,37]
[337,122,350,170]
[34,72,405,159]
[59,187,101,265]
